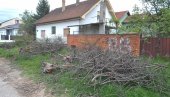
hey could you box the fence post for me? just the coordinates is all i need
[139,34,143,56]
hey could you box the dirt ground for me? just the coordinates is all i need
[0,58,51,97]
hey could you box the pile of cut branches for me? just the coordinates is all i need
[42,36,169,96]
[19,37,65,56]
[53,45,168,96]
[70,47,165,85]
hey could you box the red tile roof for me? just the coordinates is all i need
[124,15,133,23]
[36,0,100,25]
[115,11,130,19]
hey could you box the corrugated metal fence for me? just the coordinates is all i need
[141,38,170,57]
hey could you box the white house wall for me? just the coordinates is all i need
[69,26,79,34]
[105,6,112,22]
[80,3,100,25]
[0,29,19,35]
[36,20,80,41]
[0,29,6,35]
[79,1,114,26]
[105,6,116,27]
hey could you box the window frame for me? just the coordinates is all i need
[51,26,56,34]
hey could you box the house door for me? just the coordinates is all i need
[6,29,12,40]
[41,30,45,38]
[6,29,12,35]
[64,28,70,37]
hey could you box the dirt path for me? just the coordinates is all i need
[0,58,50,97]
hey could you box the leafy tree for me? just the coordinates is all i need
[35,0,50,19]
[20,0,50,37]
[125,0,170,37]
[142,0,170,36]
[157,8,170,36]
[141,0,170,14]
[132,4,141,14]
[19,10,36,36]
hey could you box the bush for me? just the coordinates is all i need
[19,37,65,56]
[14,34,34,47]
[0,42,16,49]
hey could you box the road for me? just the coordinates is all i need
[0,58,49,97]
[0,77,21,97]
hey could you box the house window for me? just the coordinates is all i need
[41,30,45,38]
[52,26,56,34]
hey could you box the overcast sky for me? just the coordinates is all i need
[0,0,142,22]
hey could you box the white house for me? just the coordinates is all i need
[0,18,22,42]
[36,0,117,42]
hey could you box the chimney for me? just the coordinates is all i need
[62,0,65,12]
[99,0,106,23]
[76,0,79,6]
[99,0,106,34]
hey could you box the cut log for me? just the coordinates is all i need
[42,62,55,74]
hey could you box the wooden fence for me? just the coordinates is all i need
[140,38,170,57]
[67,34,141,56]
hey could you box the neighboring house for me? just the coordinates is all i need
[36,0,117,42]
[115,11,130,25]
[0,18,22,42]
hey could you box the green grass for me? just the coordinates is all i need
[15,55,50,81]
[0,47,19,58]
[150,57,170,82]
[152,57,170,96]
[56,75,166,97]
[125,87,160,97]
[0,47,170,97]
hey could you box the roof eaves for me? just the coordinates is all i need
[0,24,20,29]
[105,0,117,19]
[0,18,18,24]
[36,17,81,25]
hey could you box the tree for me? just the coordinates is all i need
[35,0,50,19]
[132,4,141,14]
[125,0,170,37]
[141,0,170,14]
[141,0,170,36]
[19,10,36,36]
[157,8,170,36]
[20,0,50,36]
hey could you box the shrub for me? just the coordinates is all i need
[19,37,65,56]
[0,42,16,49]
[14,34,34,47]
